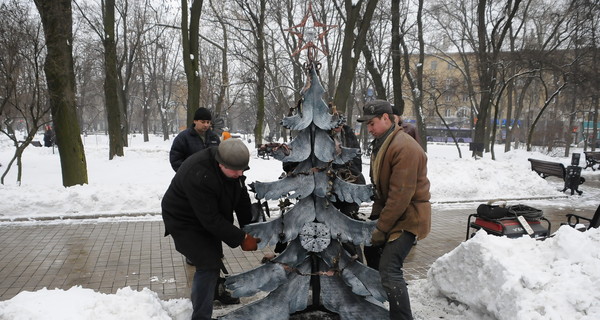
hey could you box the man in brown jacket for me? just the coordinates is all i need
[358,99,431,320]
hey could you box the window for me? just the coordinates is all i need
[515,79,524,87]
[457,107,469,118]
[429,77,437,88]
[445,78,453,90]
[431,60,438,71]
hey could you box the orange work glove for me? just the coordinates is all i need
[241,233,261,251]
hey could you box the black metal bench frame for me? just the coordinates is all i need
[528,158,584,195]
[565,204,600,231]
[583,151,600,171]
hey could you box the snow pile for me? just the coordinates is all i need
[0,286,192,320]
[428,226,600,320]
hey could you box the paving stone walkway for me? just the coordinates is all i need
[0,202,595,302]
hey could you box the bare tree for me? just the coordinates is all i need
[399,0,427,150]
[73,0,125,159]
[140,7,182,141]
[0,0,52,184]
[232,0,267,147]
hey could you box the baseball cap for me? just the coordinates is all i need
[357,100,393,122]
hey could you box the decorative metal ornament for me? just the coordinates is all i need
[285,2,337,60]
[299,222,331,252]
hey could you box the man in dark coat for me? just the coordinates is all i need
[162,139,260,320]
[170,107,221,172]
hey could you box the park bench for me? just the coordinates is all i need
[18,140,42,147]
[564,204,600,231]
[528,158,584,195]
[583,151,600,171]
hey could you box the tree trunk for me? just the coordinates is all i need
[181,0,203,125]
[103,0,125,159]
[391,0,404,115]
[332,0,379,113]
[252,0,266,147]
[472,0,522,157]
[504,79,514,152]
[473,0,495,157]
[34,0,88,186]
[210,0,229,117]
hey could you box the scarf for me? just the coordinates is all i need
[370,123,396,188]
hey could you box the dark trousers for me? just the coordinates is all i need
[191,268,219,320]
[379,232,416,320]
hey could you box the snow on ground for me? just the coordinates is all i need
[0,133,599,319]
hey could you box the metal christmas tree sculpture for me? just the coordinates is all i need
[221,4,389,319]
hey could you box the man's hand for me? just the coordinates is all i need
[371,228,386,246]
[241,234,261,251]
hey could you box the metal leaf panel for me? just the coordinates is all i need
[221,261,312,320]
[279,129,312,163]
[245,197,316,248]
[315,197,376,245]
[316,241,386,303]
[253,174,315,200]
[225,263,288,298]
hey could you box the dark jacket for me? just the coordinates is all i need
[161,147,252,270]
[169,126,220,171]
[399,121,421,145]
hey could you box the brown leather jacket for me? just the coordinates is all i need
[370,126,431,241]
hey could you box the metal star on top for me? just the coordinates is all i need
[286,2,337,59]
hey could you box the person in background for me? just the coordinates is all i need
[330,113,367,260]
[162,139,261,320]
[357,99,431,320]
[43,125,55,147]
[221,128,232,141]
[391,105,421,145]
[169,107,220,172]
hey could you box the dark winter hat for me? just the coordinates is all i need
[215,139,250,170]
[194,107,212,121]
[357,99,393,122]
